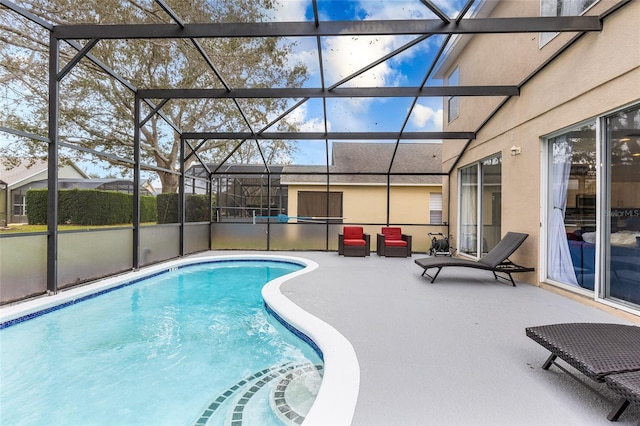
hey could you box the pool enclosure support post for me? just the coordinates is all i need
[208,178,213,249]
[323,133,330,251]
[46,33,59,294]
[324,173,330,250]
[386,175,391,226]
[266,171,271,250]
[133,96,141,269]
[179,138,185,256]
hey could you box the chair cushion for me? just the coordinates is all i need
[344,226,364,240]
[344,239,366,246]
[382,227,406,246]
[382,227,402,240]
[384,239,407,247]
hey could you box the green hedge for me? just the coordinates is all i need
[25,189,48,224]
[26,189,157,225]
[157,193,212,224]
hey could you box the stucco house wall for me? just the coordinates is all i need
[281,142,445,251]
[286,183,440,225]
[287,183,442,252]
[439,0,639,292]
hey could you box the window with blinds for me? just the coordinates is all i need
[297,191,343,223]
[430,192,443,224]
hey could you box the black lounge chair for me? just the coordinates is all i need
[526,323,640,422]
[414,232,533,286]
[605,371,640,422]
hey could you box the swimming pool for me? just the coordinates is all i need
[0,256,348,425]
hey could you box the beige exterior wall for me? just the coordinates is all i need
[59,165,87,179]
[287,184,441,225]
[287,183,444,252]
[441,0,640,289]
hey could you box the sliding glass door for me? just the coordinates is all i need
[544,103,640,309]
[605,104,640,306]
[546,122,596,290]
[482,157,502,252]
[460,165,478,256]
[459,155,502,258]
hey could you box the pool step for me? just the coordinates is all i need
[270,364,324,425]
[194,362,323,426]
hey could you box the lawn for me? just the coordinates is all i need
[0,223,156,234]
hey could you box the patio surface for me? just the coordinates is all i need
[208,250,640,425]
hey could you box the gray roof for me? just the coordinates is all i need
[0,158,89,188]
[186,143,442,185]
[0,159,48,187]
[282,142,443,185]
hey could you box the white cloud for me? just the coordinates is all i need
[269,0,453,134]
[279,101,331,133]
[286,37,321,79]
[364,0,462,20]
[322,36,395,88]
[435,0,464,19]
[411,103,443,131]
[267,0,308,22]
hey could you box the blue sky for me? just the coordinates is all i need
[262,0,471,164]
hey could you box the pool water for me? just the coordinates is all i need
[0,260,323,426]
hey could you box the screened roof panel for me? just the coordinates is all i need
[289,140,329,165]
[1,0,624,186]
[280,141,444,185]
[319,34,435,89]
[6,0,168,25]
[324,97,417,133]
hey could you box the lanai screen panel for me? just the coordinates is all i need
[2,0,606,188]
[0,0,618,295]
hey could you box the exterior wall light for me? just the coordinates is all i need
[510,145,521,156]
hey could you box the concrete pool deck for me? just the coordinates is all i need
[4,249,637,425]
[204,250,640,426]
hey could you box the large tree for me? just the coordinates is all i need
[0,0,308,193]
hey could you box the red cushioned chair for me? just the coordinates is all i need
[376,227,412,257]
[338,226,371,257]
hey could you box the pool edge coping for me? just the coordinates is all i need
[0,254,360,426]
[260,255,360,426]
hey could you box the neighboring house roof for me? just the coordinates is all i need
[282,142,443,186]
[184,142,443,186]
[0,158,89,189]
[0,159,48,189]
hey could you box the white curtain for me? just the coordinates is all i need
[541,0,584,17]
[460,166,478,255]
[548,136,579,286]
[561,0,584,16]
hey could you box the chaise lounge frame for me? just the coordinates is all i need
[414,232,534,286]
[526,323,640,422]
[605,371,640,423]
